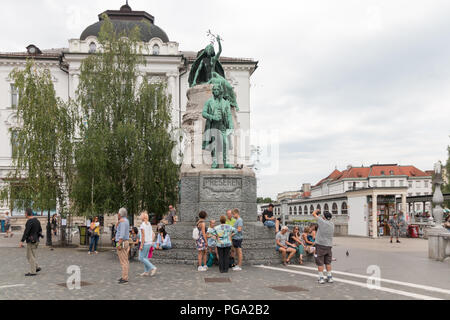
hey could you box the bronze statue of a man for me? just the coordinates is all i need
[202,83,234,169]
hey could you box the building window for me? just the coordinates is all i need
[304,206,308,215]
[424,181,428,188]
[152,44,160,55]
[289,207,292,215]
[317,204,321,212]
[294,207,297,215]
[381,180,386,187]
[310,205,314,214]
[11,130,19,157]
[332,203,338,215]
[390,180,395,187]
[324,203,330,214]
[299,206,302,215]
[89,42,97,53]
[11,84,18,108]
[341,202,348,215]
[390,170,394,175]
[408,181,413,188]
[363,182,368,188]
[372,180,377,187]
[399,180,404,187]
[381,171,385,175]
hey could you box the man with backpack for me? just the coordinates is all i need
[19,208,43,276]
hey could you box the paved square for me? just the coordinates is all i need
[0,236,449,300]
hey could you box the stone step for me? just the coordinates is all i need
[169,238,277,250]
[165,222,277,240]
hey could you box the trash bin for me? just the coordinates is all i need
[78,226,89,246]
[1,220,5,233]
[408,225,419,238]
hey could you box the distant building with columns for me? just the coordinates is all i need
[262,164,433,238]
[0,3,257,215]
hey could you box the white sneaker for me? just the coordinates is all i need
[327,276,334,283]
[88,251,91,255]
[197,266,204,272]
[151,268,157,276]
[318,277,325,284]
[203,266,208,271]
[140,272,149,277]
[233,266,242,271]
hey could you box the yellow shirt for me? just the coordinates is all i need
[226,218,236,227]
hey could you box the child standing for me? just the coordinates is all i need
[207,220,219,263]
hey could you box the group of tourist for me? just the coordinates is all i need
[195,208,243,273]
[263,204,335,284]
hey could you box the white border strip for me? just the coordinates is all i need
[288,265,450,296]
[0,284,25,289]
[256,265,441,300]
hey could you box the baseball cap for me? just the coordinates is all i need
[324,212,332,220]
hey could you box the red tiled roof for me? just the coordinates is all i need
[314,164,430,187]
[369,165,428,177]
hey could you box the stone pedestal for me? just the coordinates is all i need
[427,228,450,262]
[178,165,257,222]
[151,166,279,265]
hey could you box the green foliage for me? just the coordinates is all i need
[444,145,450,208]
[71,16,179,219]
[0,60,75,216]
[257,197,274,204]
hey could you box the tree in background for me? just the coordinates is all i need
[0,60,75,246]
[71,16,178,223]
[444,145,450,209]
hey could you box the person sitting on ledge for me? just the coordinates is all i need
[444,215,450,231]
[155,225,172,250]
[276,226,296,266]
[262,204,280,232]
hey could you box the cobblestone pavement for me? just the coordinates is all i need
[0,235,449,300]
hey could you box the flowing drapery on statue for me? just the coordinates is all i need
[188,36,239,110]
[202,84,234,169]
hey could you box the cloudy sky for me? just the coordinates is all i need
[2,0,449,198]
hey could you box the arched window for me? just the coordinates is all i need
[152,44,160,55]
[289,207,292,215]
[298,206,302,215]
[332,203,338,215]
[324,204,330,214]
[342,202,348,215]
[317,204,321,211]
[304,206,308,215]
[89,42,97,53]
[294,207,297,215]
[310,205,314,214]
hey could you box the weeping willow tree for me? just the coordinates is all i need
[71,16,179,223]
[0,60,75,246]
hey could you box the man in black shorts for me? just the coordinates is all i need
[312,209,334,284]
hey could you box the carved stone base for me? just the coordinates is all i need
[427,228,450,262]
[151,167,281,265]
[179,165,257,223]
[151,222,281,265]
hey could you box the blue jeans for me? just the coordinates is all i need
[89,235,99,252]
[264,221,276,228]
[153,243,172,250]
[139,244,156,273]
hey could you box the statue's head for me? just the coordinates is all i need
[204,44,215,57]
[212,84,222,97]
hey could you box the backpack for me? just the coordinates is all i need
[192,223,200,240]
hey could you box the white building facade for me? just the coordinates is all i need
[0,3,257,215]
[263,164,433,238]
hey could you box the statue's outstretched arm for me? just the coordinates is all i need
[216,36,222,59]
[193,60,204,86]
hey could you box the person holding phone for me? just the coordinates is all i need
[312,209,335,284]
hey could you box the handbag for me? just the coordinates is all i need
[148,246,154,259]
